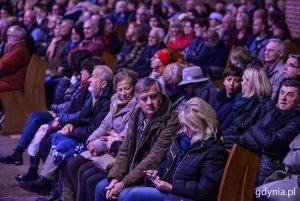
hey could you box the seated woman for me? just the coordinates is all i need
[116,97,228,201]
[229,46,262,70]
[149,48,182,89]
[212,67,243,132]
[0,25,31,92]
[223,66,274,149]
[63,68,139,201]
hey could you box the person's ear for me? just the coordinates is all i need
[101,80,107,89]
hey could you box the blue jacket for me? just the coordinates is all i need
[152,135,228,201]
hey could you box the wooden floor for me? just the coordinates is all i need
[0,134,42,201]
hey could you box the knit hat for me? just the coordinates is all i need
[156,49,170,66]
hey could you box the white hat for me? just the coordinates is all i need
[178,66,209,86]
[208,12,223,22]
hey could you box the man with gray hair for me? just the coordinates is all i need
[19,65,113,196]
[95,77,180,201]
[264,38,285,100]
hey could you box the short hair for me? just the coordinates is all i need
[178,97,218,144]
[70,50,93,75]
[242,66,272,99]
[289,54,300,67]
[94,65,114,84]
[268,38,285,54]
[134,77,162,98]
[281,79,300,100]
[113,68,138,91]
[150,27,165,42]
[169,19,183,32]
[163,63,183,86]
[194,18,208,29]
[135,24,150,42]
[203,29,220,43]
[6,25,27,41]
[81,56,106,75]
[222,66,243,80]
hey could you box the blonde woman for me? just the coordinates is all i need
[119,97,228,201]
[223,66,274,148]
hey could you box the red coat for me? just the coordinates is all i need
[0,42,31,92]
[167,33,194,51]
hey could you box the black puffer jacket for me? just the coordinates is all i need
[153,135,228,201]
[223,98,274,149]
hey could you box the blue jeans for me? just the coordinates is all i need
[123,186,165,201]
[95,179,143,201]
[17,112,53,149]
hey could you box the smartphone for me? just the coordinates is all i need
[146,172,157,180]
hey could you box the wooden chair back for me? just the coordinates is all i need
[217,144,260,201]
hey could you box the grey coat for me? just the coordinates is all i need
[87,93,138,154]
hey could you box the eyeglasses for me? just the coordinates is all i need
[285,63,299,68]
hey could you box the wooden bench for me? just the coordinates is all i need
[218,144,260,201]
[102,51,117,72]
[0,55,48,135]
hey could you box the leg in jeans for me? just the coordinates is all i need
[123,187,165,201]
[85,168,107,201]
[95,179,110,201]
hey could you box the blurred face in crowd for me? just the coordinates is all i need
[184,21,193,35]
[149,17,159,29]
[186,0,194,11]
[253,18,265,36]
[170,24,180,37]
[71,28,81,43]
[148,30,159,46]
[277,85,299,111]
[264,42,283,63]
[83,20,98,39]
[81,68,90,81]
[47,16,58,30]
[0,9,9,19]
[222,15,234,31]
[137,85,162,120]
[194,23,206,37]
[236,15,246,31]
[88,68,107,96]
[272,25,284,39]
[23,11,35,26]
[209,19,219,28]
[59,21,73,37]
[116,79,134,103]
[241,74,250,95]
[224,76,241,97]
[151,53,163,69]
[284,57,300,79]
[104,18,113,33]
[136,7,147,24]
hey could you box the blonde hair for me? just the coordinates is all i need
[242,66,272,99]
[178,97,218,144]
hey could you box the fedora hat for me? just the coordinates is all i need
[178,66,209,86]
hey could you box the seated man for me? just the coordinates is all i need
[95,78,180,201]
[238,79,300,185]
[19,65,114,195]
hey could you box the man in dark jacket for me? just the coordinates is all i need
[19,65,113,195]
[238,79,300,185]
[95,78,180,201]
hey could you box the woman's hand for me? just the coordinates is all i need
[151,179,172,192]
[87,141,95,152]
[144,170,159,180]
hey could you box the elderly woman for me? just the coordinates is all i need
[149,48,182,88]
[0,25,31,92]
[119,97,228,201]
[212,67,243,132]
[64,68,139,201]
[223,66,274,149]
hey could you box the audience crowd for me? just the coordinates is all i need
[0,0,299,201]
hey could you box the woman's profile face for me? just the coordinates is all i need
[116,79,134,103]
[181,122,195,139]
[241,74,250,95]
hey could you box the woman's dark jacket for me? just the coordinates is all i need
[151,135,228,201]
[223,97,274,149]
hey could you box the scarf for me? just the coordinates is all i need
[233,92,259,118]
[175,134,191,166]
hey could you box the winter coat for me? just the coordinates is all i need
[116,40,136,69]
[195,80,219,106]
[152,135,228,201]
[167,33,194,52]
[0,42,31,92]
[263,60,285,100]
[65,84,112,142]
[212,88,237,131]
[223,97,274,149]
[87,93,139,154]
[131,42,165,78]
[108,95,180,187]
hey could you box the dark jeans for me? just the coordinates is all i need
[18,112,53,150]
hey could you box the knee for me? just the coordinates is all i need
[95,179,109,199]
